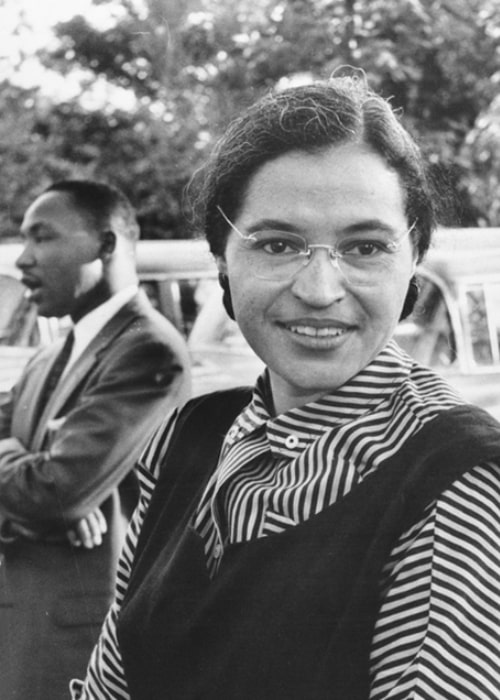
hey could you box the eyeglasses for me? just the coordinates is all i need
[217,206,415,287]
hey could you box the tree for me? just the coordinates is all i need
[461,95,500,226]
[1,0,499,239]
[32,0,208,238]
[0,82,78,238]
[175,0,500,222]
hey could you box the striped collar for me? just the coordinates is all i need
[224,340,413,459]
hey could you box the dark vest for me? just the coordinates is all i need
[117,390,500,700]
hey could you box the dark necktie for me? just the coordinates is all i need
[38,330,74,415]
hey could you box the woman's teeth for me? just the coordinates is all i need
[289,325,347,338]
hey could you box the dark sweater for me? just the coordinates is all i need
[118,390,500,700]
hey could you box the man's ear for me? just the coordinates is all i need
[99,230,116,258]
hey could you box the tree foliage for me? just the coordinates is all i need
[1,0,499,239]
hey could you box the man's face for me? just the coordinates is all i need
[17,191,104,318]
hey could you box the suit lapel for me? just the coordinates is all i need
[31,293,147,450]
[17,343,65,446]
[32,348,99,449]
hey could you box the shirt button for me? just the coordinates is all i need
[213,543,223,559]
[227,426,239,440]
[284,434,299,449]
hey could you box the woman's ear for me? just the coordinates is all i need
[216,255,227,275]
[399,275,419,321]
[216,263,235,321]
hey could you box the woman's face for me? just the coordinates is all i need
[217,144,417,414]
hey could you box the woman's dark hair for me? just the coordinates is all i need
[193,75,436,267]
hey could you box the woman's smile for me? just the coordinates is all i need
[279,318,354,347]
[219,143,416,414]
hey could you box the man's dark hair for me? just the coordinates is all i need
[44,180,140,242]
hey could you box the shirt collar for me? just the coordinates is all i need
[224,339,413,456]
[68,285,138,369]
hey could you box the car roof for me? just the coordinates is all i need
[0,239,217,280]
[1,228,499,283]
[135,239,216,279]
[421,227,500,285]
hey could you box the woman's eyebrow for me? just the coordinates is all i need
[245,218,399,236]
[340,220,399,235]
[246,218,301,234]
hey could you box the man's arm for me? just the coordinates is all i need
[70,409,179,699]
[0,332,189,532]
[0,387,15,440]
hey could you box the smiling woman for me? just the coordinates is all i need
[217,144,416,413]
[72,75,500,700]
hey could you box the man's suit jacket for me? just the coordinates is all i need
[0,290,191,700]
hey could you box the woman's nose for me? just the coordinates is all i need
[290,248,346,306]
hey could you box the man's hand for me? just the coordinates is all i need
[66,507,107,549]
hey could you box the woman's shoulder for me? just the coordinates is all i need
[178,387,253,420]
[396,354,466,418]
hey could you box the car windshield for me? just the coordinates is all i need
[395,274,457,369]
[396,271,500,373]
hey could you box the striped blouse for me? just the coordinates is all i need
[71,341,500,699]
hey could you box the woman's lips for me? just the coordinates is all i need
[287,324,348,338]
[280,319,354,346]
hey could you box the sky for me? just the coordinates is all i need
[0,0,141,106]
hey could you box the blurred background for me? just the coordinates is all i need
[0,0,499,241]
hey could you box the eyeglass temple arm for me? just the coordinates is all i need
[216,205,253,241]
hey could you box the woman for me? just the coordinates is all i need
[72,76,500,699]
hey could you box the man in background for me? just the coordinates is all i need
[0,180,191,699]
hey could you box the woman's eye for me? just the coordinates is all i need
[343,240,388,257]
[263,240,295,254]
[253,235,302,255]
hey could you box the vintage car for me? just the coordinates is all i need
[1,228,500,414]
[395,227,500,419]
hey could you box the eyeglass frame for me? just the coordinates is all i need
[216,205,417,285]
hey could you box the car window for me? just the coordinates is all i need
[141,278,211,336]
[395,275,457,368]
[463,282,500,366]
